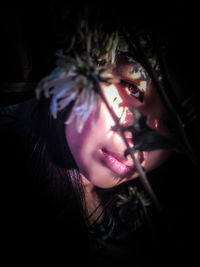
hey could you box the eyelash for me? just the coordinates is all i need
[120,80,144,102]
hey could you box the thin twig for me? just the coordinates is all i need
[123,28,198,166]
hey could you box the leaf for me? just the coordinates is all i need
[116,186,151,231]
[123,109,177,153]
[133,130,176,152]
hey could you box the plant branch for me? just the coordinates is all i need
[125,29,198,166]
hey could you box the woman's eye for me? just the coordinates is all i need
[120,80,144,102]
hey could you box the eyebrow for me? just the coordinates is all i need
[119,74,145,84]
[119,62,148,80]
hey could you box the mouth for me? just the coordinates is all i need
[101,148,144,176]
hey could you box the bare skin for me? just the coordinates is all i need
[66,54,172,223]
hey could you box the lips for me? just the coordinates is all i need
[101,148,144,176]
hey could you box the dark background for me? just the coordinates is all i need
[0,4,199,266]
[0,3,199,104]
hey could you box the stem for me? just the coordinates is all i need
[122,28,199,166]
[120,130,162,213]
[92,74,162,213]
[138,33,197,166]
[156,37,199,167]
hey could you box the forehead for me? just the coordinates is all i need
[113,53,148,81]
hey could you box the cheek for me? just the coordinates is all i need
[65,109,97,174]
[65,103,113,176]
[138,85,172,172]
[144,149,172,172]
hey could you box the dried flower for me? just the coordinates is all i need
[116,186,151,230]
[35,49,118,132]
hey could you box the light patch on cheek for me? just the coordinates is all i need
[101,84,127,131]
[102,84,124,117]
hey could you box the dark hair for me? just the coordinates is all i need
[26,97,83,215]
[27,94,148,231]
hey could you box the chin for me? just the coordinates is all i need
[90,170,140,189]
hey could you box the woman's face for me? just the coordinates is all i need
[65,54,172,188]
